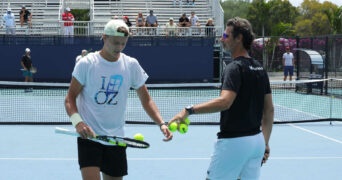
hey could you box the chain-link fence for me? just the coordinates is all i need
[250,35,342,78]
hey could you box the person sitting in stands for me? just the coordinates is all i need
[178,13,190,27]
[186,0,195,6]
[178,13,190,35]
[189,11,200,35]
[165,17,178,36]
[145,10,158,35]
[135,12,145,35]
[123,16,133,35]
[19,5,32,27]
[135,12,145,27]
[205,18,215,37]
[173,0,182,6]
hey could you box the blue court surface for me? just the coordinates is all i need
[0,123,341,180]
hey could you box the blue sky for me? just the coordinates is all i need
[222,0,342,7]
[288,0,342,7]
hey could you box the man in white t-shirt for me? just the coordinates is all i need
[282,46,295,81]
[189,11,200,35]
[165,17,177,36]
[2,8,16,35]
[64,19,173,180]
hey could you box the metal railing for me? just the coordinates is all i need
[0,20,223,37]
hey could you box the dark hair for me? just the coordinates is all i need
[117,26,129,37]
[226,17,255,50]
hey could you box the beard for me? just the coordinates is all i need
[222,43,232,53]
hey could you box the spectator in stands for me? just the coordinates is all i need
[19,5,32,27]
[165,17,178,36]
[62,7,75,36]
[123,16,133,35]
[189,11,200,35]
[123,16,132,27]
[205,18,215,37]
[146,10,158,35]
[173,0,182,6]
[75,49,88,64]
[178,13,190,27]
[187,0,195,6]
[135,12,145,35]
[135,12,145,27]
[20,48,34,83]
[189,11,199,27]
[178,13,190,35]
[2,8,16,35]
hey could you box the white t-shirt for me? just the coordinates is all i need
[189,15,199,26]
[75,55,83,63]
[165,22,177,32]
[3,13,15,27]
[72,51,148,137]
[283,52,294,66]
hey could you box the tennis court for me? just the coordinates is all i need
[0,124,341,180]
[0,79,341,179]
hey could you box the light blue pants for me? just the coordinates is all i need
[206,133,265,180]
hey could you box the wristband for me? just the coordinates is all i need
[70,113,83,127]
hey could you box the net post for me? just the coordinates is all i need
[295,36,300,79]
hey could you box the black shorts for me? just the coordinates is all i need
[77,137,128,177]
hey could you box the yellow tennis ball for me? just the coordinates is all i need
[184,117,190,125]
[134,133,144,141]
[168,122,178,132]
[178,123,188,134]
[118,141,127,147]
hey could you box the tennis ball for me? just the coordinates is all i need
[168,122,178,132]
[178,123,188,134]
[118,141,127,147]
[134,133,144,141]
[184,117,190,125]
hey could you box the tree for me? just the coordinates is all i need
[322,2,341,34]
[294,0,334,36]
[268,0,298,26]
[220,0,250,23]
[332,6,342,34]
[247,0,270,36]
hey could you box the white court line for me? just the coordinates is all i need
[275,104,323,119]
[275,107,342,144]
[1,157,342,161]
[275,118,342,144]
[289,124,342,144]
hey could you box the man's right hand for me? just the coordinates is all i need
[75,122,96,138]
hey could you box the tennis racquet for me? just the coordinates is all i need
[20,67,37,74]
[30,67,37,73]
[55,127,149,148]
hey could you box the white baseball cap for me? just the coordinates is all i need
[103,20,129,37]
[7,8,11,11]
[66,7,71,11]
[25,48,31,52]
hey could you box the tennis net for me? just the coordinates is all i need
[0,79,341,125]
